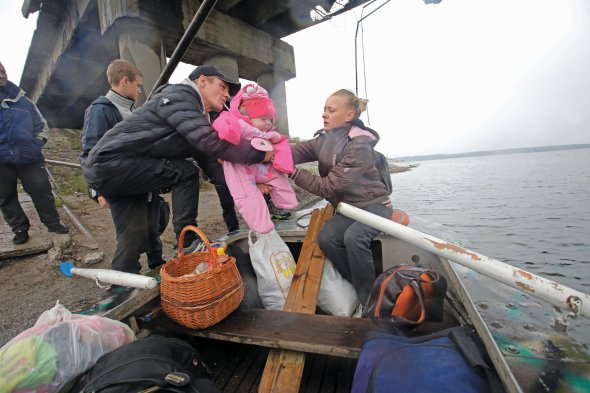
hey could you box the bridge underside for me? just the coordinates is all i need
[19,0,371,131]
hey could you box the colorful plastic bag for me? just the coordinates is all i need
[0,301,135,393]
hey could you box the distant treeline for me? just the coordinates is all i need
[395,143,590,162]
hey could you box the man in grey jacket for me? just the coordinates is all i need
[83,65,270,273]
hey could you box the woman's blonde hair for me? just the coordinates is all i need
[331,89,369,119]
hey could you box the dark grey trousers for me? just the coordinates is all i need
[195,155,239,232]
[317,202,392,305]
[107,193,165,273]
[92,158,200,236]
[0,163,61,233]
[92,157,200,272]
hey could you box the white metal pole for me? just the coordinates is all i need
[71,267,158,289]
[337,202,590,318]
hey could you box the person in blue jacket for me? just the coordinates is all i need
[0,61,69,244]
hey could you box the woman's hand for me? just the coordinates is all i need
[98,196,110,209]
[263,150,275,163]
[256,183,273,194]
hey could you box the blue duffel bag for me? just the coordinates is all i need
[351,326,503,393]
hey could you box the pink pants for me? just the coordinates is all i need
[223,162,298,233]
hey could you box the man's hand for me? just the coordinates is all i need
[256,183,273,194]
[263,150,275,163]
[98,196,110,208]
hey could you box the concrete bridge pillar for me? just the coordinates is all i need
[257,72,289,135]
[203,55,239,83]
[117,23,166,106]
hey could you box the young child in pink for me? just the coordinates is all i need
[212,84,298,233]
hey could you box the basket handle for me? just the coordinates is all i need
[177,225,216,267]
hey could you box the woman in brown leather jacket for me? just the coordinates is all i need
[290,89,392,311]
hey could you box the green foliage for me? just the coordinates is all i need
[69,138,82,150]
[52,170,88,195]
[288,135,307,144]
[199,177,214,190]
[54,195,64,207]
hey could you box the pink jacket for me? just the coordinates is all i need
[212,89,294,174]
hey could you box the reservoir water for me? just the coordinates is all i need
[391,147,590,347]
[391,148,590,294]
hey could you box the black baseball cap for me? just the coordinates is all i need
[188,64,241,96]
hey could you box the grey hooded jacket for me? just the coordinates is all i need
[290,119,390,209]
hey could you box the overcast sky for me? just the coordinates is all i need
[2,0,589,157]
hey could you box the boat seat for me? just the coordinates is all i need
[153,307,389,358]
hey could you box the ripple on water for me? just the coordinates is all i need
[538,271,565,278]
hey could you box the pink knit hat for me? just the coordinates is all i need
[241,84,276,120]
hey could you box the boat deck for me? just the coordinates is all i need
[186,337,356,393]
[136,303,458,392]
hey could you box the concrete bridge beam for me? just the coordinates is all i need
[203,55,239,82]
[115,20,166,106]
[257,72,289,135]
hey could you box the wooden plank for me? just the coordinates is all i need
[214,344,251,389]
[259,350,305,393]
[223,345,262,392]
[320,356,338,393]
[282,209,320,312]
[335,358,355,393]
[259,205,335,393]
[304,354,327,393]
[237,348,269,393]
[284,205,334,313]
[154,309,385,359]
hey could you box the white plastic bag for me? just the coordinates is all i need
[0,301,135,393]
[248,230,296,310]
[317,258,360,316]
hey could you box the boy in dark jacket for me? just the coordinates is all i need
[82,65,271,273]
[0,61,69,244]
[81,59,168,271]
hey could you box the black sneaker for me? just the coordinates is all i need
[47,223,69,234]
[13,230,29,244]
[148,258,166,270]
[173,239,206,255]
[268,201,291,220]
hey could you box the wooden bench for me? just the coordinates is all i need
[155,308,387,358]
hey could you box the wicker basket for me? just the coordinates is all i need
[160,226,243,329]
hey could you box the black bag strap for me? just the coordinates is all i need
[449,328,506,393]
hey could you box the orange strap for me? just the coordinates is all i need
[374,266,404,318]
[391,272,436,323]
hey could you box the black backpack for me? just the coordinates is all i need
[373,149,392,195]
[363,265,447,329]
[62,335,220,393]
